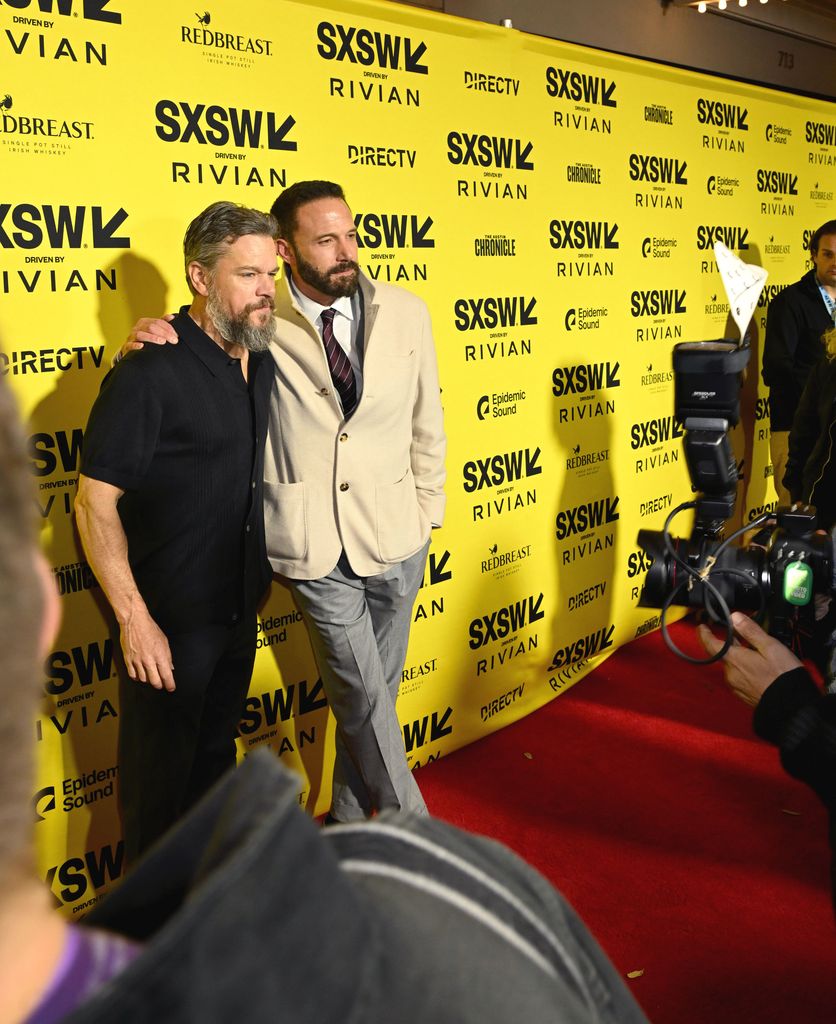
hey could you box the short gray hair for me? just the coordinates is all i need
[183,201,278,294]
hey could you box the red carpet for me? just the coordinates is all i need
[418,619,835,1023]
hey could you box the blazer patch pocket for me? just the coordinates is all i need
[263,479,308,561]
[376,469,422,562]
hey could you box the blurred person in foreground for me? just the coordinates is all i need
[0,378,648,1023]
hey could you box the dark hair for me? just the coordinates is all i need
[810,220,836,256]
[183,201,277,294]
[270,181,347,242]
[0,373,43,879]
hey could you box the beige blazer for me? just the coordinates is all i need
[264,271,446,580]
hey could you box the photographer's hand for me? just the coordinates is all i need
[698,612,802,707]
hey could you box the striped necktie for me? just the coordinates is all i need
[320,307,357,417]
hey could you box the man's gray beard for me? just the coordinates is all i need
[206,291,277,353]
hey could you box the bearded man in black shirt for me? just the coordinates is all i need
[75,202,277,861]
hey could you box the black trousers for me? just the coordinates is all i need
[117,615,257,864]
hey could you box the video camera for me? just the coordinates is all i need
[636,339,833,663]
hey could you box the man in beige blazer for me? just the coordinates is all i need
[266,180,446,821]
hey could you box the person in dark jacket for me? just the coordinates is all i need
[784,327,836,529]
[762,220,836,503]
[699,612,836,912]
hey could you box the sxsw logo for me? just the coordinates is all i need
[552,361,620,397]
[555,496,619,541]
[549,220,618,250]
[626,547,654,579]
[44,638,115,696]
[756,169,798,195]
[44,842,124,908]
[447,132,534,170]
[316,21,428,74]
[630,290,687,317]
[403,707,452,754]
[697,98,748,131]
[454,295,537,331]
[29,427,83,477]
[545,66,617,107]
[630,416,683,450]
[547,624,615,671]
[697,226,749,251]
[805,120,835,146]
[468,593,544,649]
[353,212,434,249]
[0,205,128,249]
[154,100,297,151]
[462,448,541,492]
[0,0,121,23]
[628,153,687,184]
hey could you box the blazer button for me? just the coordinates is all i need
[339,433,348,442]
[339,482,349,492]
[319,387,329,396]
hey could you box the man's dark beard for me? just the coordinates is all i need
[294,250,360,298]
[207,292,277,352]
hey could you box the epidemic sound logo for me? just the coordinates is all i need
[454,295,537,331]
[155,101,296,151]
[641,236,677,259]
[697,225,749,251]
[566,161,601,184]
[317,21,428,74]
[464,70,519,96]
[353,212,434,248]
[765,123,792,145]
[629,153,687,184]
[468,592,544,649]
[547,623,615,671]
[447,131,534,170]
[348,144,416,169]
[0,204,129,249]
[474,234,516,257]
[1,0,121,22]
[645,103,673,125]
[697,98,748,131]
[476,390,525,420]
[462,448,541,492]
[0,94,94,141]
[545,66,617,106]
[180,11,273,55]
[1,345,105,376]
[33,785,56,821]
[563,306,608,331]
[707,174,739,197]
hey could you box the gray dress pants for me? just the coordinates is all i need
[289,540,430,820]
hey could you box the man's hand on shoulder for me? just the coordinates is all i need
[116,315,180,362]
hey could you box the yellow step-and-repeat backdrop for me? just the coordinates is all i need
[1,0,832,913]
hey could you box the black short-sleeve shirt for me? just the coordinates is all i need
[81,307,272,632]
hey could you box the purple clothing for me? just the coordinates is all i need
[25,925,140,1024]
